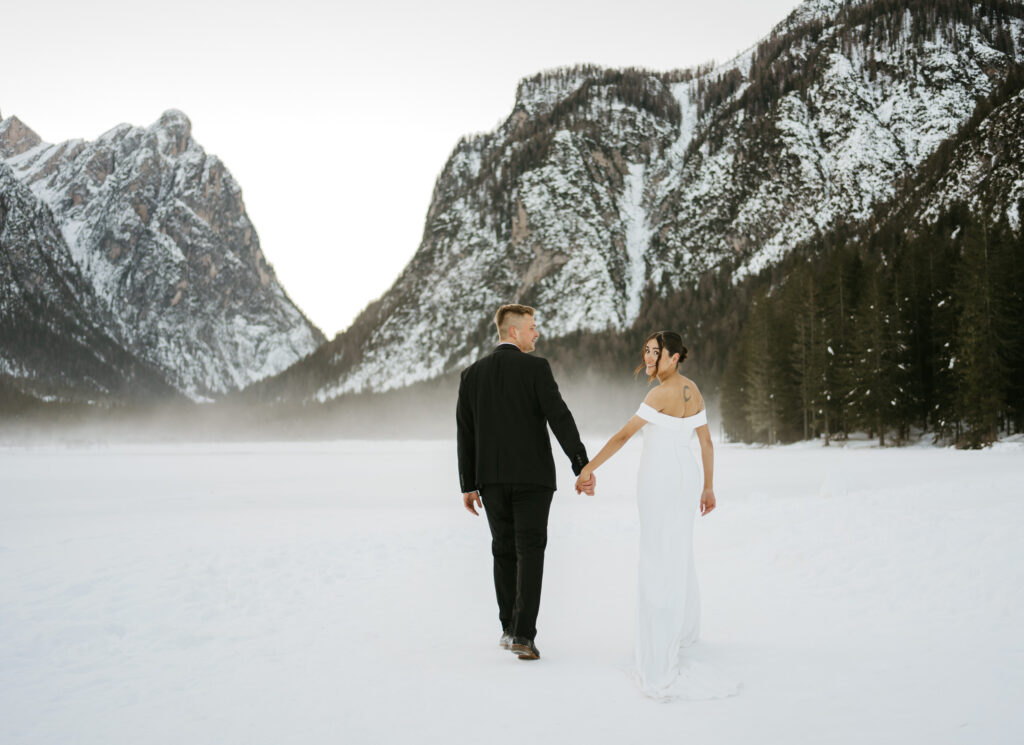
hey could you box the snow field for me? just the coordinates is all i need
[1,439,1022,744]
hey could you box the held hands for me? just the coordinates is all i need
[700,487,716,516]
[575,467,596,496]
[463,491,482,516]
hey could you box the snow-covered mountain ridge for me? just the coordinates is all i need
[916,85,1024,230]
[257,0,1023,403]
[0,110,324,401]
[0,162,174,402]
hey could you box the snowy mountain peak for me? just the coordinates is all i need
[153,109,192,156]
[782,0,860,30]
[0,115,42,159]
[1,110,324,400]
[515,65,606,113]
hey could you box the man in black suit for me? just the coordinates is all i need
[456,304,594,661]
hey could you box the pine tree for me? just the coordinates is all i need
[720,332,753,443]
[994,208,1024,432]
[953,219,1007,447]
[917,210,963,443]
[788,269,829,441]
[742,292,781,444]
[844,265,898,446]
[824,244,859,440]
[886,245,919,444]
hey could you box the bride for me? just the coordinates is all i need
[574,331,737,700]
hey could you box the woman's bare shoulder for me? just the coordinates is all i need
[643,384,670,407]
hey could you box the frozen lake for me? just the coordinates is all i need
[2,438,1023,744]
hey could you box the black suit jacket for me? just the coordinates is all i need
[456,344,589,493]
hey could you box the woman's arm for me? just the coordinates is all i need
[574,387,668,492]
[574,415,646,493]
[695,424,716,515]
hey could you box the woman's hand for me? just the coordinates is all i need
[699,487,716,516]
[575,466,595,495]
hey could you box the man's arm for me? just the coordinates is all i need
[456,369,478,498]
[534,359,589,476]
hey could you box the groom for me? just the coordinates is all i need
[456,304,594,661]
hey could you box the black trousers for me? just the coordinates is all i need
[480,484,554,641]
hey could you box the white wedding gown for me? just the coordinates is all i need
[633,402,739,701]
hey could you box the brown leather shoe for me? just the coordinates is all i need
[510,637,540,660]
[499,629,514,650]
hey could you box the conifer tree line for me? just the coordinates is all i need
[717,57,1024,449]
[720,203,1023,448]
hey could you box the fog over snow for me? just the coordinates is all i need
[2,437,1022,743]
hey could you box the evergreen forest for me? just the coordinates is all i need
[716,66,1024,449]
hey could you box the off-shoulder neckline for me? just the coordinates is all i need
[638,402,706,420]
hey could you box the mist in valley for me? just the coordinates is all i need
[1,362,716,447]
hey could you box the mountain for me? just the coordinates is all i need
[0,110,325,401]
[254,0,1024,403]
[1,162,176,404]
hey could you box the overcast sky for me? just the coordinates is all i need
[3,0,803,337]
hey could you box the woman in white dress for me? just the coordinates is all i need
[575,331,736,700]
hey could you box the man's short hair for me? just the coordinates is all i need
[494,304,535,338]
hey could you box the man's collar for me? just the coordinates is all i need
[495,342,520,351]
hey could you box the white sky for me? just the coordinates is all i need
[2,0,802,337]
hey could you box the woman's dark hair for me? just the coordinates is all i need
[634,330,688,382]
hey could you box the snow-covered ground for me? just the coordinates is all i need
[1,438,1022,744]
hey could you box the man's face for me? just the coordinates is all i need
[510,315,539,353]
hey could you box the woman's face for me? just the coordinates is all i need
[643,338,661,377]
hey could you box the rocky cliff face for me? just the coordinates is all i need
[0,110,324,401]
[257,0,1024,402]
[916,85,1024,229]
[0,162,174,401]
